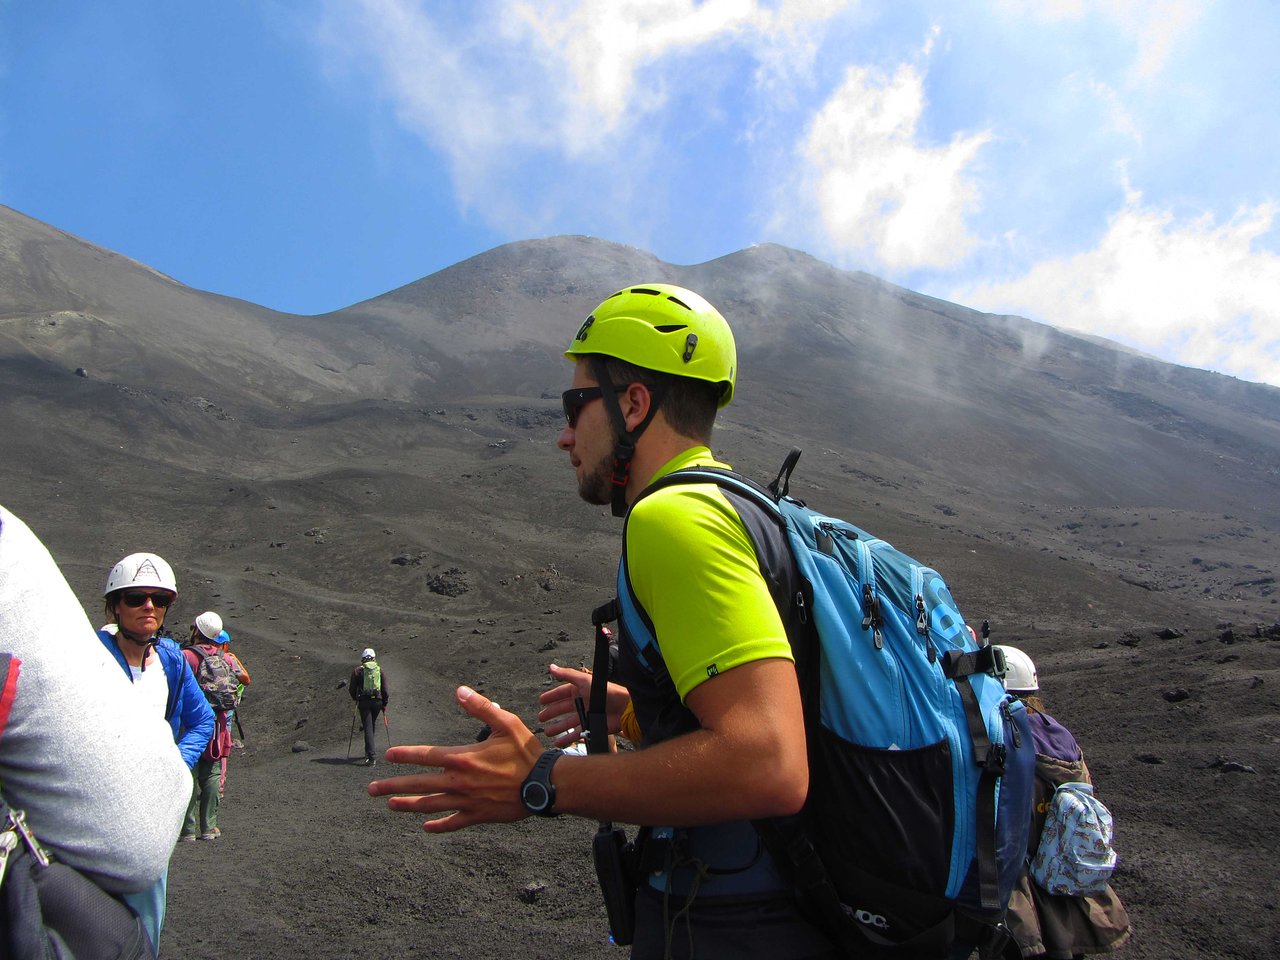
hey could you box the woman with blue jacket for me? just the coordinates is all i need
[98,551,213,954]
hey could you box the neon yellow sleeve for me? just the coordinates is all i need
[625,482,792,701]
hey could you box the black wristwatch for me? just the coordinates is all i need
[520,748,564,816]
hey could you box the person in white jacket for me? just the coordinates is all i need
[0,505,191,951]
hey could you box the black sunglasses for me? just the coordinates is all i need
[561,385,628,428]
[119,591,175,609]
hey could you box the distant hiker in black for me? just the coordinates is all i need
[349,648,389,765]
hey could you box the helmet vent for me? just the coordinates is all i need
[665,294,691,311]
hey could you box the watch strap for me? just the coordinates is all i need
[521,748,564,816]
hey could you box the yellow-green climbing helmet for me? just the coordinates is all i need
[565,284,737,406]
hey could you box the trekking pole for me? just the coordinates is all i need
[382,708,392,749]
[232,707,246,743]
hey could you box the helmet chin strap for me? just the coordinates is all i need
[115,625,159,672]
[590,358,664,518]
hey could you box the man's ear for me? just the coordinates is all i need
[619,381,653,432]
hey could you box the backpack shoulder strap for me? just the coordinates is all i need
[635,463,783,519]
[585,601,620,756]
[586,457,800,754]
[632,463,797,612]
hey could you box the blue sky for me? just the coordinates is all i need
[2,1,1278,386]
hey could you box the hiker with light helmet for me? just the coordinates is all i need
[997,646,1131,959]
[180,611,248,841]
[350,648,389,766]
[98,551,214,952]
[369,284,835,959]
[98,554,214,766]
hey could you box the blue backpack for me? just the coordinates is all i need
[595,450,1034,957]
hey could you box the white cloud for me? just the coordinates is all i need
[996,0,1205,82]
[510,0,853,147]
[1075,76,1141,143]
[953,189,1280,387]
[513,0,754,139]
[311,0,851,222]
[311,0,529,208]
[796,54,992,270]
[1109,0,1203,82]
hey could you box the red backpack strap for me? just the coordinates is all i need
[0,653,19,740]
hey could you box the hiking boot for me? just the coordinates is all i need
[199,832,219,841]
[179,833,197,842]
[362,757,376,766]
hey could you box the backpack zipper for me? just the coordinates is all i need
[851,537,882,649]
[1001,698,1023,748]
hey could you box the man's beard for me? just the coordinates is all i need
[578,449,616,505]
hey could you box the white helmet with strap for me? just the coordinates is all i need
[104,553,177,596]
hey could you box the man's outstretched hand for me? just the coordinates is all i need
[368,686,543,833]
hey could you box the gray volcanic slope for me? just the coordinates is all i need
[1,202,1277,959]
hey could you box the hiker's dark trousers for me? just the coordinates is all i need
[358,697,383,760]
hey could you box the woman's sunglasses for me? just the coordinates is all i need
[119,591,175,609]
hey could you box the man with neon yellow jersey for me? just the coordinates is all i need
[370,285,832,958]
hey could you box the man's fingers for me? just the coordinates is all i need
[547,663,591,686]
[422,812,473,834]
[536,698,577,724]
[540,717,581,743]
[455,685,511,726]
[538,680,578,707]
[456,686,539,746]
[381,793,475,833]
[381,743,461,768]
[368,773,432,797]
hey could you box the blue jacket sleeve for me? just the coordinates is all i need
[173,656,215,768]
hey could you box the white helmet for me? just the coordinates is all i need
[193,611,224,641]
[104,553,177,596]
[998,645,1039,693]
[361,648,376,661]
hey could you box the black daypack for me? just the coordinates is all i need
[588,450,1034,959]
[0,794,154,960]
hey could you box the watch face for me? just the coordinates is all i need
[522,781,550,812]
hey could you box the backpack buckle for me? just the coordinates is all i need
[981,743,1007,776]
